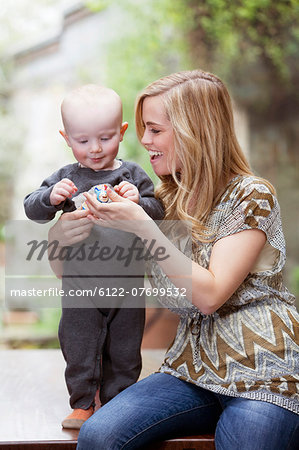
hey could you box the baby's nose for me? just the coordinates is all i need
[90,141,102,152]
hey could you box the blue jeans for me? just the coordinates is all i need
[77,373,299,450]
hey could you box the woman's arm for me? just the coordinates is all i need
[83,189,266,315]
[136,219,266,315]
[48,209,93,279]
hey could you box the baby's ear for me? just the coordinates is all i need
[59,130,71,147]
[120,122,128,141]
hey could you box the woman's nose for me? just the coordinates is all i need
[141,129,151,146]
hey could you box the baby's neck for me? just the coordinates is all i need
[110,159,122,170]
[79,159,121,171]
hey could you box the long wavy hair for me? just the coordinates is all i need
[135,70,256,242]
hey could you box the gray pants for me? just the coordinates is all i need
[59,228,146,409]
[58,306,145,409]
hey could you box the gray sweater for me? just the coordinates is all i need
[24,160,164,221]
[24,161,164,297]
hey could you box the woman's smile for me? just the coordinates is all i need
[148,150,164,163]
[141,95,181,176]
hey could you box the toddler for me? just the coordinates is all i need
[24,84,164,428]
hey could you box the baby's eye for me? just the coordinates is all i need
[79,140,88,144]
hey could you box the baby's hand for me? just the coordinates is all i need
[114,181,139,204]
[50,178,78,206]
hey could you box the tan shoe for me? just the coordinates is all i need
[61,406,94,429]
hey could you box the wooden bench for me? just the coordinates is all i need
[0,350,215,449]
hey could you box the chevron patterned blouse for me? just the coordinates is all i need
[148,175,299,414]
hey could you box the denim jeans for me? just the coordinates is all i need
[77,373,299,450]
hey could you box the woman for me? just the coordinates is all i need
[71,69,298,449]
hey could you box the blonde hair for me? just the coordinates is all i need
[135,69,256,242]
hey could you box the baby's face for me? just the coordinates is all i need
[63,101,126,171]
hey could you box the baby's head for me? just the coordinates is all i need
[60,84,128,171]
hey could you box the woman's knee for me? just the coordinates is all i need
[215,398,298,450]
[77,422,101,450]
[76,378,153,450]
[77,416,117,450]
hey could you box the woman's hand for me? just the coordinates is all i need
[47,209,93,278]
[48,209,93,247]
[83,187,151,236]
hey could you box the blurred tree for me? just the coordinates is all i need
[186,0,299,120]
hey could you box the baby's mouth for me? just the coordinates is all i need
[90,157,102,162]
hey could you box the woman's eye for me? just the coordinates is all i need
[150,129,160,134]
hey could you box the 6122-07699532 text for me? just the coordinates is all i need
[9,286,187,298]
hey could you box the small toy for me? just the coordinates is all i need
[73,183,113,210]
[94,184,110,203]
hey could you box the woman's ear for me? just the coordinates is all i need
[59,130,71,147]
[119,122,128,142]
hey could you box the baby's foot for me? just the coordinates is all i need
[61,406,94,429]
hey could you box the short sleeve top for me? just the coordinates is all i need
[147,176,299,414]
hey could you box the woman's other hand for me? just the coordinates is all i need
[83,187,150,236]
[47,209,93,278]
[49,209,93,247]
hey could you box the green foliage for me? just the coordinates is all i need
[291,266,299,299]
[32,308,61,334]
[84,0,111,12]
[0,224,4,242]
[187,0,299,117]
[188,0,298,74]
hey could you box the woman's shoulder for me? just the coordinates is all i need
[216,174,282,243]
[222,174,276,206]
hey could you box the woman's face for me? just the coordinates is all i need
[141,95,181,176]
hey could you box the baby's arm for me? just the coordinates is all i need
[24,166,78,222]
[50,178,78,206]
[114,181,139,204]
[131,165,164,220]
